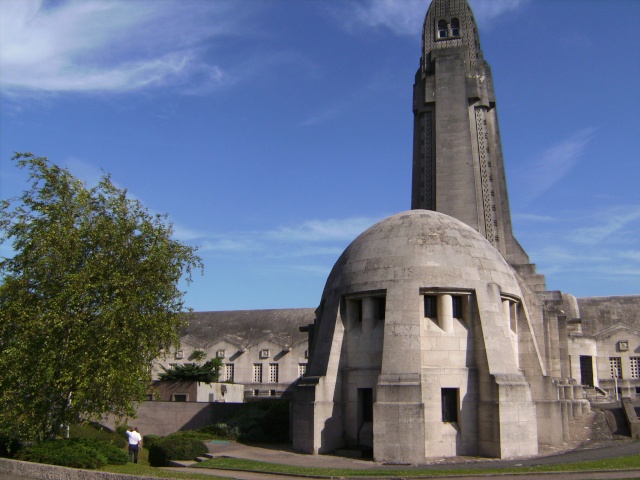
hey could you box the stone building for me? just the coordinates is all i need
[155,0,640,463]
[153,309,313,400]
[291,0,637,463]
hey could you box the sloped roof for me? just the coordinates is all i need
[578,295,640,336]
[180,308,315,350]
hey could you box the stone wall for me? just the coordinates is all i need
[101,400,244,436]
[0,458,151,480]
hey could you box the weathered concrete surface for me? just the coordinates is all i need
[0,458,163,480]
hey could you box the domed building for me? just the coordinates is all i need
[148,0,640,460]
[292,211,586,462]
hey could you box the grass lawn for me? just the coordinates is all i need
[191,454,640,478]
[97,440,640,479]
[100,447,235,479]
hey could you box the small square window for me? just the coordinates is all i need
[175,350,184,359]
[619,341,629,352]
[260,349,270,359]
[216,349,226,358]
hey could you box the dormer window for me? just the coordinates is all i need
[438,20,448,38]
[451,18,460,37]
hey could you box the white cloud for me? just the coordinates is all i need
[517,128,596,203]
[268,217,380,242]
[0,0,242,94]
[570,207,640,246]
[329,0,529,36]
[512,213,557,223]
[470,0,529,26]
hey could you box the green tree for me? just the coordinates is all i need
[158,358,222,383]
[0,153,203,441]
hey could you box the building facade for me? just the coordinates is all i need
[154,0,640,463]
[153,309,313,400]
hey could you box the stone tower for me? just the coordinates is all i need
[411,0,531,272]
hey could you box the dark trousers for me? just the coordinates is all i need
[129,444,139,463]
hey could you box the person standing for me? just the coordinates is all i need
[126,427,143,463]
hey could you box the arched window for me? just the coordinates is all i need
[437,19,448,39]
[451,18,460,37]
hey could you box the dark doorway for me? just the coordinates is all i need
[357,388,373,450]
[358,388,373,423]
[580,355,594,387]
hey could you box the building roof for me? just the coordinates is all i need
[577,295,640,336]
[322,209,521,299]
[181,308,315,349]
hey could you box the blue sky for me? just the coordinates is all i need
[1,0,639,312]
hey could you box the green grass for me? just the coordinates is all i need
[102,463,234,479]
[100,447,234,479]
[192,454,640,477]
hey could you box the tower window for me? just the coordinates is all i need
[375,296,386,320]
[451,18,460,37]
[437,20,448,38]
[452,296,463,319]
[424,295,438,318]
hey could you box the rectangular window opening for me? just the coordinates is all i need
[452,296,463,319]
[632,357,640,379]
[376,297,386,321]
[610,357,622,379]
[269,363,279,383]
[424,295,438,318]
[225,363,235,383]
[253,363,263,383]
[441,388,458,422]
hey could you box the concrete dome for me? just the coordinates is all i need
[320,209,521,302]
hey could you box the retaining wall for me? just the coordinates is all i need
[101,400,244,436]
[0,458,165,480]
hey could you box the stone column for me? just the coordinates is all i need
[439,294,453,332]
[362,297,375,334]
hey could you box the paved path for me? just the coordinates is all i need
[162,440,640,480]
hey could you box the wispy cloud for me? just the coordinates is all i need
[328,0,529,36]
[173,215,380,261]
[521,204,640,295]
[517,128,596,203]
[0,0,246,95]
[470,0,529,26]
[512,213,557,223]
[268,217,379,242]
[569,206,640,246]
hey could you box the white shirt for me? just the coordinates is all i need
[127,430,142,446]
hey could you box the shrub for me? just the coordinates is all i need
[143,434,162,450]
[70,423,126,448]
[216,400,289,443]
[148,437,208,467]
[74,438,128,465]
[0,436,22,458]
[260,401,289,443]
[115,425,130,437]
[198,423,240,440]
[17,440,107,469]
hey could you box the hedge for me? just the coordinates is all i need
[148,436,208,467]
